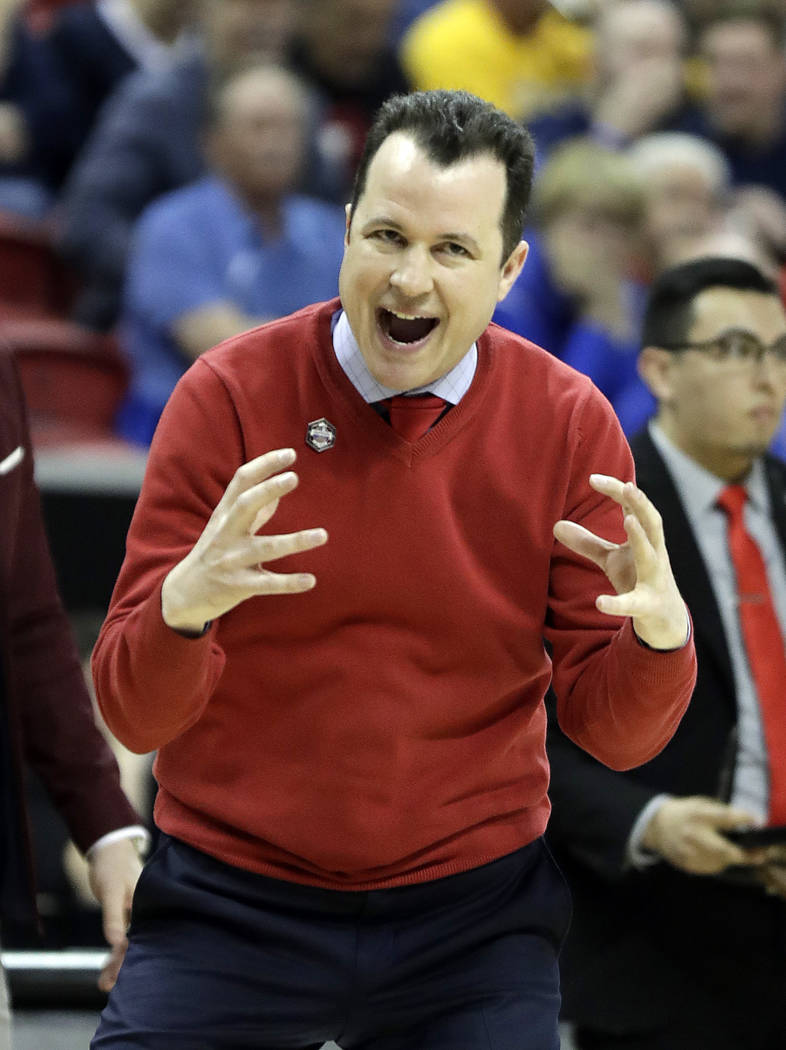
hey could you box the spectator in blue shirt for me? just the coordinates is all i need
[115,64,346,446]
[493,139,649,434]
[57,0,344,332]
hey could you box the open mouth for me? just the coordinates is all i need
[378,308,439,345]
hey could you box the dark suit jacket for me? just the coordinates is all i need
[546,427,786,1034]
[42,1,138,185]
[0,352,138,923]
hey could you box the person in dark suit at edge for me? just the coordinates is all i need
[547,255,786,1050]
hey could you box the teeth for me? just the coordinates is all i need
[389,310,431,321]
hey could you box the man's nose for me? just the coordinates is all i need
[752,349,783,386]
[389,246,434,297]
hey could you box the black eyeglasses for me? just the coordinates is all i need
[662,328,786,368]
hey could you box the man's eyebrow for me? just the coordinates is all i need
[362,215,404,230]
[439,231,481,253]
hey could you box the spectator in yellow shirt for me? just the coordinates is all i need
[399,0,591,121]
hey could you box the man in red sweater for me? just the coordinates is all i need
[91,90,697,1049]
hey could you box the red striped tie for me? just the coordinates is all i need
[386,394,447,442]
[717,483,786,824]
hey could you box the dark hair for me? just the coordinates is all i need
[348,90,535,264]
[642,256,779,349]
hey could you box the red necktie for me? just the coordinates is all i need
[717,483,786,824]
[385,394,447,441]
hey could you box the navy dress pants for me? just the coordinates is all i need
[92,834,571,1050]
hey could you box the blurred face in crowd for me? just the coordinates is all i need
[545,203,637,297]
[200,0,296,69]
[641,287,786,478]
[642,163,723,261]
[208,67,307,205]
[701,19,786,141]
[301,0,398,84]
[339,132,527,391]
[595,0,684,83]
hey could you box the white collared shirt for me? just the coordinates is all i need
[629,423,786,865]
[331,310,477,405]
[649,421,786,822]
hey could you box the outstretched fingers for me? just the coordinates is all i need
[212,449,300,539]
[590,474,665,551]
[552,519,617,567]
[232,527,329,573]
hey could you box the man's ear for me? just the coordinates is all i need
[497,240,529,302]
[344,203,353,246]
[638,346,677,400]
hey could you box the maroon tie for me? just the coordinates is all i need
[717,483,786,824]
[385,394,447,442]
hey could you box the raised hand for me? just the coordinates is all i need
[553,473,689,650]
[161,448,328,635]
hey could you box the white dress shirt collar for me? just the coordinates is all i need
[331,309,477,405]
[648,421,769,516]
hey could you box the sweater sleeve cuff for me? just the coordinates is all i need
[615,612,697,693]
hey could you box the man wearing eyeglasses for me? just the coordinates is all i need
[547,255,786,1050]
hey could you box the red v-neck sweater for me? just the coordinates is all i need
[94,299,695,889]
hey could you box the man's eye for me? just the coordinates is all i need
[373,229,403,245]
[442,242,469,257]
[728,337,757,359]
[715,334,753,360]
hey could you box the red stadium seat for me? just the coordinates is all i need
[0,210,79,317]
[0,317,130,446]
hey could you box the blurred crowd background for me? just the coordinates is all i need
[3,0,786,1005]
[4,0,786,455]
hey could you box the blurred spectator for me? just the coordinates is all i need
[627,131,731,275]
[388,0,439,44]
[724,185,786,310]
[58,0,343,332]
[0,351,146,1024]
[528,0,704,165]
[39,0,200,187]
[292,0,408,174]
[493,139,648,433]
[0,0,62,216]
[399,0,591,122]
[623,133,786,456]
[691,5,786,200]
[115,64,346,446]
